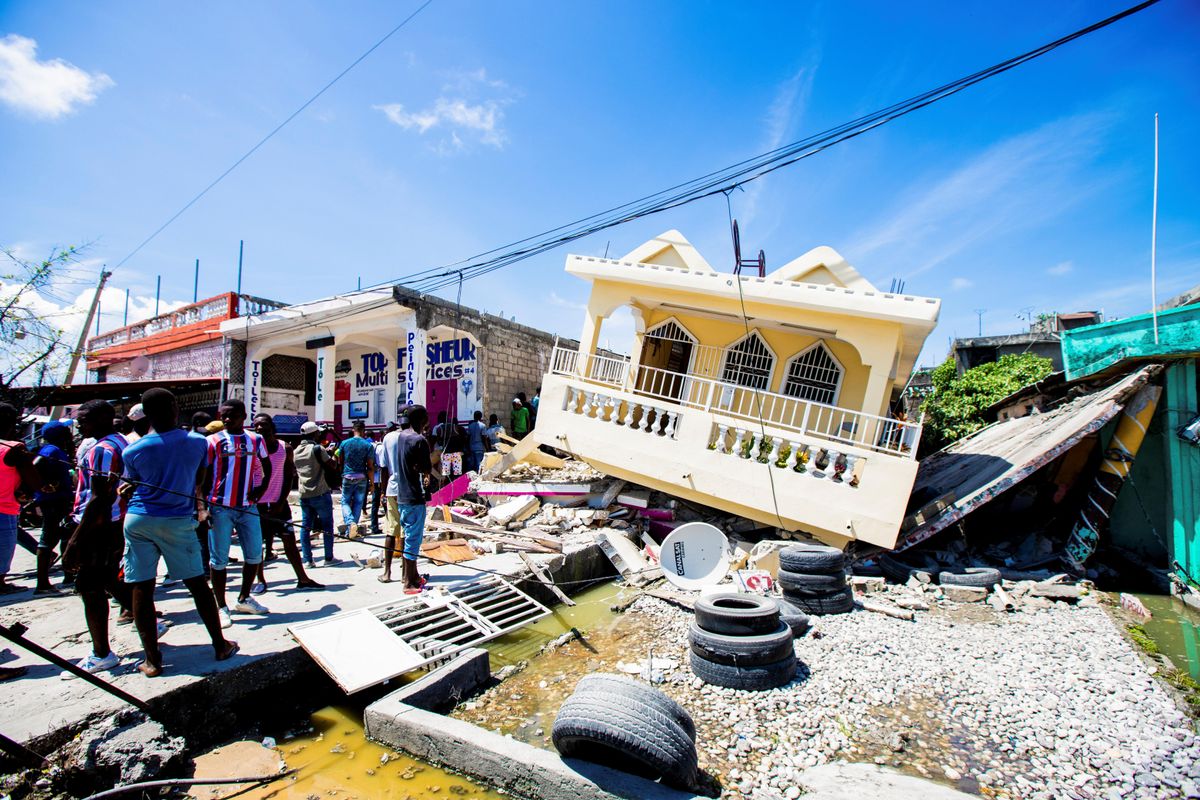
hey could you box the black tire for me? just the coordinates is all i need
[778,543,845,574]
[878,554,916,584]
[572,673,696,742]
[781,587,854,615]
[774,598,811,637]
[688,621,794,666]
[938,567,1001,589]
[553,696,697,787]
[693,593,780,636]
[689,651,797,691]
[776,568,846,596]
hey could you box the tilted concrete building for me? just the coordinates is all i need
[534,231,941,549]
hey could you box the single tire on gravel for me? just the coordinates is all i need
[693,593,780,636]
[776,568,847,596]
[572,673,696,741]
[781,587,854,615]
[689,650,797,691]
[688,620,794,667]
[553,695,697,787]
[778,543,845,574]
[938,567,1001,589]
[773,597,811,637]
[878,554,916,584]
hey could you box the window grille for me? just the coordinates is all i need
[783,343,842,405]
[646,320,694,344]
[720,332,774,390]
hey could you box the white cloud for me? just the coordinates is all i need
[1048,261,1073,276]
[374,68,514,152]
[740,64,817,226]
[951,277,973,290]
[0,34,113,119]
[851,112,1116,281]
[547,291,585,311]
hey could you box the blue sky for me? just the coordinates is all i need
[2,0,1198,371]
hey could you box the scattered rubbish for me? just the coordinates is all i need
[617,489,651,509]
[518,552,575,607]
[487,495,541,526]
[857,597,916,621]
[731,569,773,593]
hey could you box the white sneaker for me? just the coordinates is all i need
[63,651,120,678]
[218,607,234,629]
[233,596,269,615]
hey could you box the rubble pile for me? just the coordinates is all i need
[626,591,1200,800]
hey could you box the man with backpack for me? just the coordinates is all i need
[293,422,337,567]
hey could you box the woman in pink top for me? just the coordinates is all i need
[252,414,323,593]
[0,403,46,598]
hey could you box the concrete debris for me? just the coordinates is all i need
[1120,593,1152,618]
[941,585,987,603]
[1027,582,1084,602]
[488,495,540,526]
[59,709,186,787]
[850,575,886,594]
[190,740,286,800]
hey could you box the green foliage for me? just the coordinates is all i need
[921,353,1054,448]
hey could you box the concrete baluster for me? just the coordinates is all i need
[624,402,637,427]
[645,407,659,434]
[663,410,678,439]
[715,424,729,453]
[564,387,575,413]
[732,428,747,457]
[604,395,615,422]
[844,454,861,486]
[771,437,784,466]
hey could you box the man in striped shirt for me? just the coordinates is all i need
[61,400,132,673]
[204,399,272,627]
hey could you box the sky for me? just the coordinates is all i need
[2,0,1198,379]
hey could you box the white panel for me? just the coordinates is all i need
[290,608,425,693]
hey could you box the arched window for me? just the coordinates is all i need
[720,331,774,390]
[782,342,843,405]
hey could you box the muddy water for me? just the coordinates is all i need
[229,706,503,800]
[486,580,637,667]
[1134,593,1200,679]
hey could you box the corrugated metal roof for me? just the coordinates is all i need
[896,365,1161,550]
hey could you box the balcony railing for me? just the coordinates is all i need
[549,345,919,458]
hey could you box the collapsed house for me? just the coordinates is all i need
[531,231,942,550]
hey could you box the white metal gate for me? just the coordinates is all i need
[289,575,551,693]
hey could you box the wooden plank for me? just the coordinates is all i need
[519,552,576,607]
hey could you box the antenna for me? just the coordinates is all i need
[973,308,987,336]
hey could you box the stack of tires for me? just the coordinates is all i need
[688,593,797,691]
[552,674,697,789]
[776,543,854,615]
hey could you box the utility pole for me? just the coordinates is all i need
[154,275,161,317]
[194,258,200,303]
[974,308,986,337]
[49,268,111,417]
[123,288,130,326]
[236,240,244,296]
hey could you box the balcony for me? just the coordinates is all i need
[549,345,919,459]
[540,346,922,548]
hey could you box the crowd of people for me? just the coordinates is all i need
[0,386,540,682]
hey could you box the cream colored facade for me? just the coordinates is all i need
[535,231,941,549]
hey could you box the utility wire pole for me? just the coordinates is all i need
[49,268,110,419]
[974,308,987,337]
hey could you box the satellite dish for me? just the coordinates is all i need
[129,356,150,378]
[660,522,731,590]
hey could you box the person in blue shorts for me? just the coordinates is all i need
[121,388,237,677]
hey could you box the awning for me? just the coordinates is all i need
[896,365,1161,550]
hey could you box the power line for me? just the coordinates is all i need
[363,0,1159,297]
[109,0,435,274]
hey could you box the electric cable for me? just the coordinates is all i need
[359,0,1160,297]
[107,0,435,275]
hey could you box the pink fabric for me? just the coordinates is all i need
[0,442,22,515]
[257,440,289,505]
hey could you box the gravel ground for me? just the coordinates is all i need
[461,588,1200,800]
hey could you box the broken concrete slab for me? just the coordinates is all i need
[851,575,886,594]
[489,495,541,526]
[60,709,185,787]
[382,647,491,713]
[1028,583,1083,602]
[797,761,979,800]
[364,697,703,800]
[942,585,988,603]
[191,740,285,800]
[596,530,662,587]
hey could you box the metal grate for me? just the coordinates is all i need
[720,332,774,391]
[783,343,842,405]
[646,320,695,344]
[289,574,551,693]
